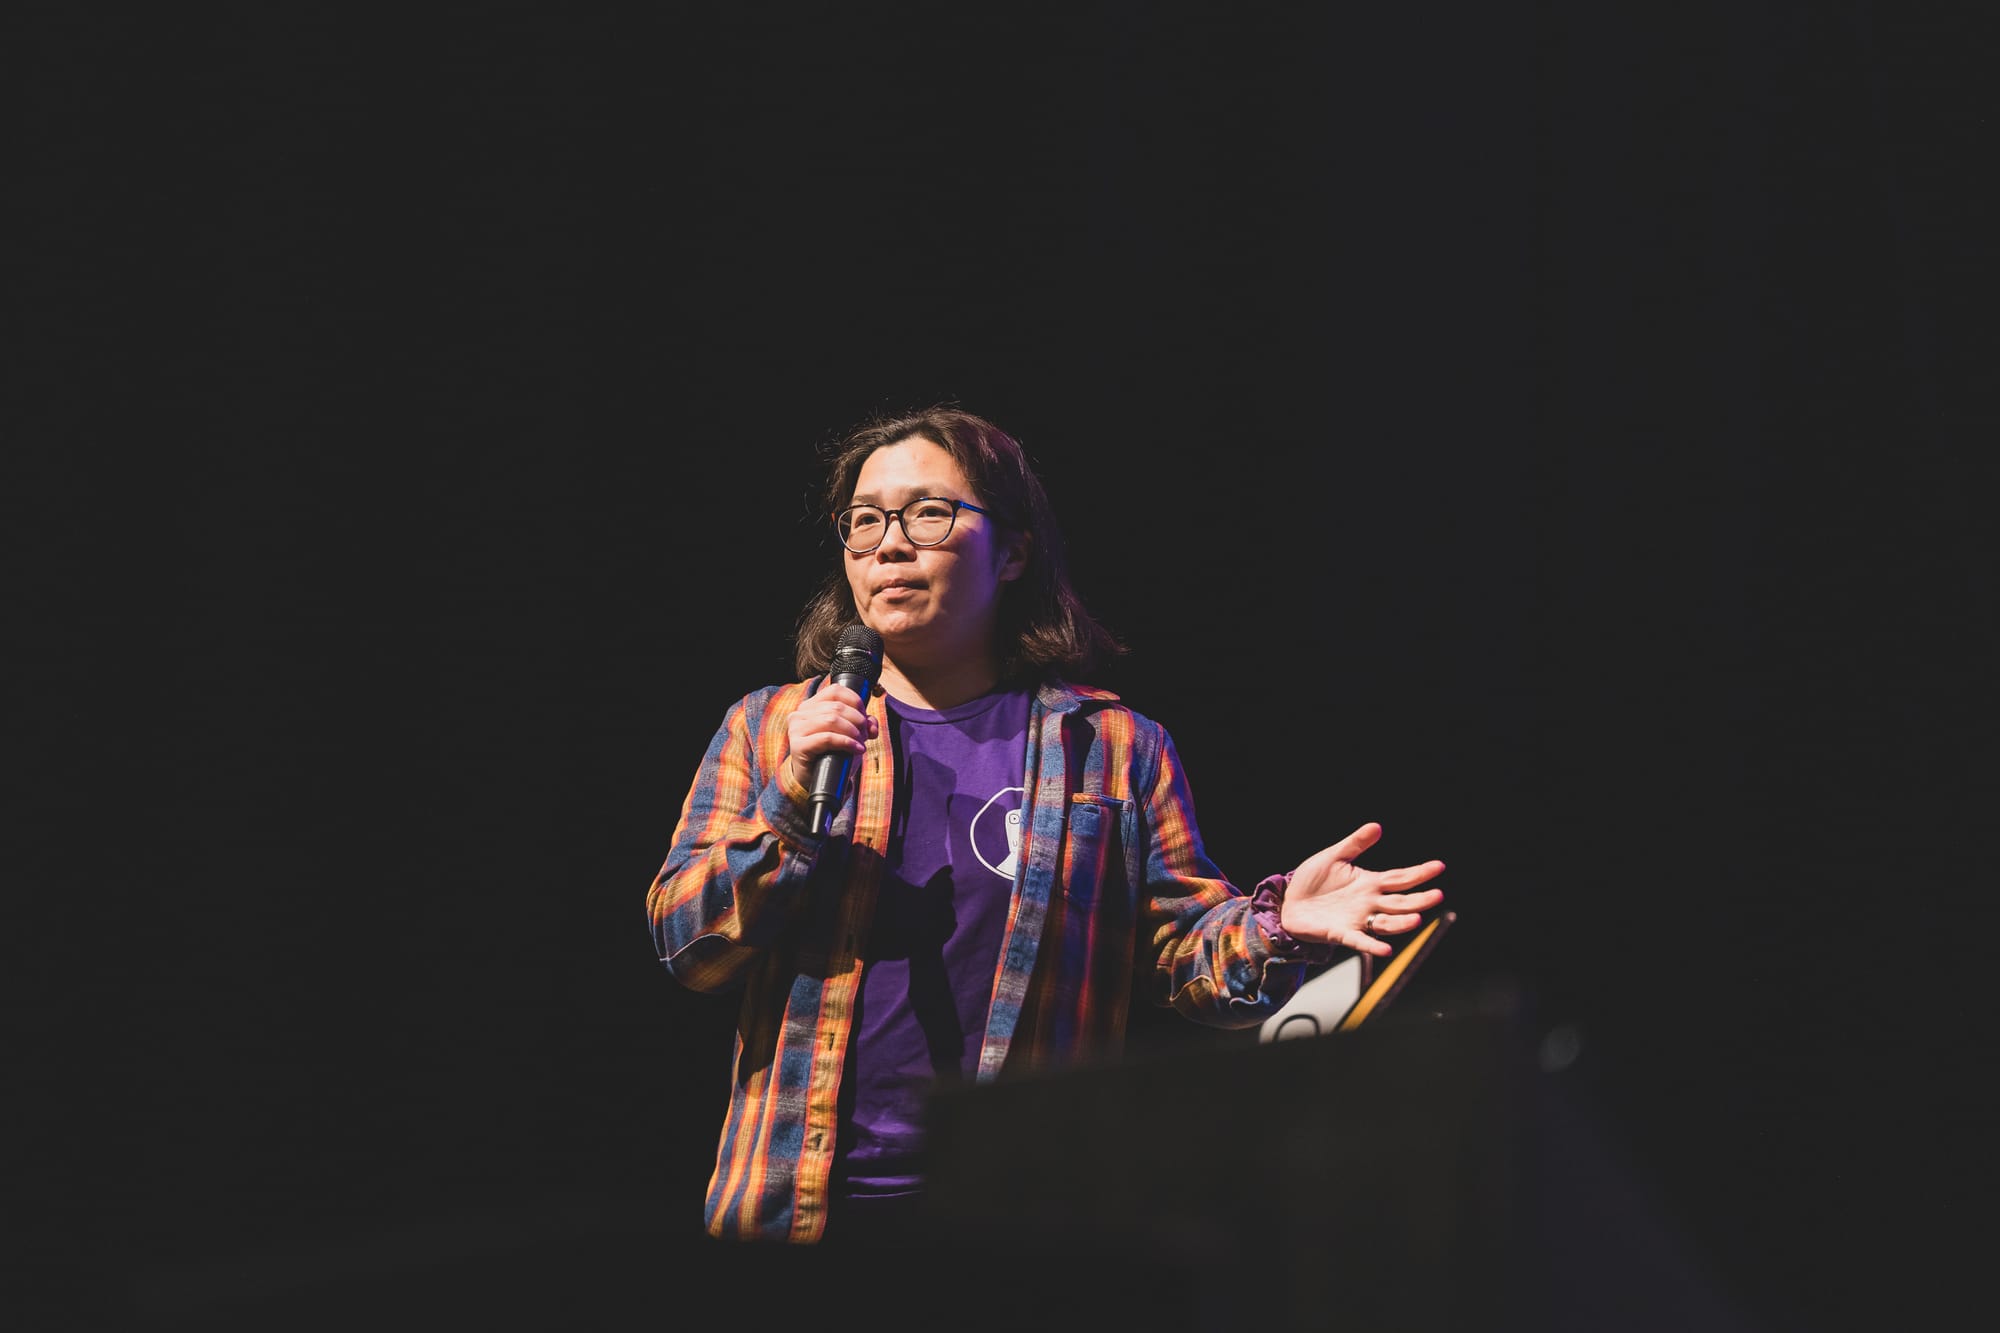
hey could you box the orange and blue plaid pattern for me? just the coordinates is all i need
[647,677,1310,1242]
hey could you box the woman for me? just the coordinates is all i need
[647,405,1446,1245]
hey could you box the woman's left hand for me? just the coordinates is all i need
[1279,821,1446,958]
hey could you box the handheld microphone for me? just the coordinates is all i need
[807,623,884,836]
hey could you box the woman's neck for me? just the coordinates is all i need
[878,655,1005,712]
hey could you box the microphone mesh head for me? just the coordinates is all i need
[829,623,884,681]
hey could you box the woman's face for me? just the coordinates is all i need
[841,436,1025,673]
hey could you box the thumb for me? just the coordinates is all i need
[1330,821,1383,861]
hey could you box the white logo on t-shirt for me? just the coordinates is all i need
[971,787,1026,880]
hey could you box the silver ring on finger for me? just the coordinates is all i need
[1364,913,1381,932]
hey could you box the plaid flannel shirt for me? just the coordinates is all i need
[647,675,1312,1243]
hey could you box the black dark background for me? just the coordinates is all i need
[14,3,1992,1330]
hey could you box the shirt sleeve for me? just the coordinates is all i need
[1249,872,1339,966]
[646,688,824,992]
[1138,725,1329,1023]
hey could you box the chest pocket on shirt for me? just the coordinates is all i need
[1059,793,1132,914]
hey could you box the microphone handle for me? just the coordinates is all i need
[807,669,874,834]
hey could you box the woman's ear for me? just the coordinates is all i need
[998,528,1031,583]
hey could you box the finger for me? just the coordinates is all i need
[1376,860,1446,889]
[803,700,870,736]
[822,711,869,740]
[1375,887,1446,914]
[1329,821,1383,860]
[815,718,869,750]
[804,702,861,734]
[1346,929,1396,958]
[793,712,869,755]
[1365,910,1426,934]
[817,684,865,709]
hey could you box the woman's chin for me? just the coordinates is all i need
[867,609,925,638]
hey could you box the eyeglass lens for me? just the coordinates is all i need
[838,499,961,550]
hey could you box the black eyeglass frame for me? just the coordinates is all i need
[832,497,997,553]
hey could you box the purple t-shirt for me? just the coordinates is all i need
[832,684,1032,1204]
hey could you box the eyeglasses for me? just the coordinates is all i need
[833,497,994,553]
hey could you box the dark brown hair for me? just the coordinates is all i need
[792,406,1126,684]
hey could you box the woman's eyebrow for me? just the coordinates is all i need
[849,485,955,505]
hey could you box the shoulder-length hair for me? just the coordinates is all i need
[792,406,1126,684]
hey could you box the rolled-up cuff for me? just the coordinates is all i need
[1250,872,1339,965]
